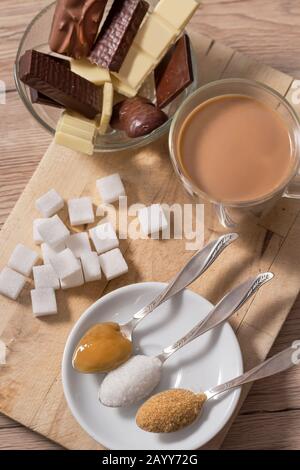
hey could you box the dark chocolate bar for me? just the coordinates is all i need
[155,34,194,109]
[89,0,149,72]
[29,56,70,108]
[30,88,64,108]
[19,50,102,119]
[49,0,108,59]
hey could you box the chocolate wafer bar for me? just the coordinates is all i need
[49,0,108,59]
[89,0,149,72]
[155,35,194,109]
[30,88,63,108]
[19,50,102,119]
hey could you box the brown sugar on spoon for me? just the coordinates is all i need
[136,389,207,433]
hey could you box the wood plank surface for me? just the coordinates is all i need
[0,0,300,451]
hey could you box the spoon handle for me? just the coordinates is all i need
[206,344,300,400]
[132,233,238,323]
[160,272,273,362]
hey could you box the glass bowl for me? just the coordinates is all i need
[14,0,199,153]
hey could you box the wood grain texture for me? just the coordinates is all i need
[0,0,300,451]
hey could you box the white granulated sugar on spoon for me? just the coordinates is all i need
[99,355,162,407]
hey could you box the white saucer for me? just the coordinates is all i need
[62,282,243,450]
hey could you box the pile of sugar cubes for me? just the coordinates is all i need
[0,173,169,318]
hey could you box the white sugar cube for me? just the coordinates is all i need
[31,288,57,317]
[96,173,126,204]
[81,252,102,282]
[35,189,64,217]
[49,248,80,280]
[0,267,27,300]
[33,219,49,245]
[68,197,95,226]
[66,232,92,258]
[41,242,66,264]
[138,204,168,237]
[33,265,60,290]
[89,222,119,254]
[38,215,70,247]
[7,244,39,276]
[99,248,128,281]
[61,260,84,289]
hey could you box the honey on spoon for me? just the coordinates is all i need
[72,323,132,373]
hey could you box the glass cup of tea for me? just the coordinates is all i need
[169,79,300,228]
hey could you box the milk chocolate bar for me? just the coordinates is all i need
[114,0,199,92]
[49,0,108,59]
[89,0,149,72]
[19,50,102,119]
[155,35,193,108]
[30,88,63,108]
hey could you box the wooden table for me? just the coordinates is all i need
[0,0,299,450]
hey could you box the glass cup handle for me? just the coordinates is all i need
[284,170,300,199]
[214,203,237,228]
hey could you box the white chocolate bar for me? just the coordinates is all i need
[114,45,154,90]
[114,0,199,92]
[55,111,97,155]
[57,121,94,140]
[134,14,175,59]
[58,112,97,132]
[71,59,111,85]
[111,75,137,98]
[155,0,199,30]
[55,132,95,155]
[98,82,114,135]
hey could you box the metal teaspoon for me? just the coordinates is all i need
[99,272,273,407]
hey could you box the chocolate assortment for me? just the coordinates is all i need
[114,0,199,92]
[19,50,102,119]
[155,34,194,109]
[49,0,108,59]
[19,0,200,154]
[111,97,168,138]
[89,0,149,72]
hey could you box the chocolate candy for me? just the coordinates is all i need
[30,88,63,108]
[111,97,168,138]
[111,102,125,131]
[89,0,149,72]
[155,34,194,109]
[19,50,102,119]
[49,0,108,59]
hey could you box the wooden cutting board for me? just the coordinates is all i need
[0,30,300,450]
